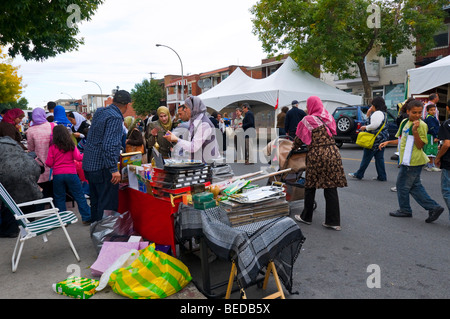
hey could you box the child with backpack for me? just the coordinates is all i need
[379,99,444,223]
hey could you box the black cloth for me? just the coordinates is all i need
[438,119,450,170]
[285,107,306,136]
[242,111,255,131]
[209,117,219,129]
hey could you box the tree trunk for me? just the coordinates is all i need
[356,60,371,105]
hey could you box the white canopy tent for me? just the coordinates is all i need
[407,55,450,95]
[198,56,362,113]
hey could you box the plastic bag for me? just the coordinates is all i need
[96,249,140,292]
[90,210,136,254]
[108,244,192,299]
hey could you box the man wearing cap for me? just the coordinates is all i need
[82,90,131,222]
[285,100,307,137]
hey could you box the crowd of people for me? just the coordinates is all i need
[0,90,449,238]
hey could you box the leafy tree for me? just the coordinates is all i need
[0,97,29,111]
[0,47,23,103]
[251,0,448,101]
[131,79,165,117]
[0,0,103,61]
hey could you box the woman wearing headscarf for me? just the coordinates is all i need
[0,108,26,150]
[53,105,72,128]
[294,96,347,231]
[26,107,55,198]
[145,106,174,159]
[164,96,220,163]
[68,111,90,141]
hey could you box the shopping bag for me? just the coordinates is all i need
[355,131,376,149]
[108,244,192,299]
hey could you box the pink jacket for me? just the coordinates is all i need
[45,145,83,175]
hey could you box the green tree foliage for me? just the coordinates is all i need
[0,0,103,61]
[131,79,165,117]
[251,0,447,100]
[0,97,29,112]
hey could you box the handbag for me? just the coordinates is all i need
[356,114,386,149]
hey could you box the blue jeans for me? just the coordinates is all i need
[354,147,386,181]
[84,169,119,222]
[396,165,440,214]
[441,169,450,220]
[53,174,91,222]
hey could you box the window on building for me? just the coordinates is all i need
[221,72,229,81]
[433,24,449,48]
[372,86,384,98]
[385,55,397,66]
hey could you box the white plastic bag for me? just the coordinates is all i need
[96,249,139,291]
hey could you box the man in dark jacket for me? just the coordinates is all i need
[285,100,307,137]
[242,103,255,164]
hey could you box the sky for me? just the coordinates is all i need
[13,0,267,109]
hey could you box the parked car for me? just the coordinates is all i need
[332,105,398,148]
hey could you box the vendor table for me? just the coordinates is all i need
[118,187,181,255]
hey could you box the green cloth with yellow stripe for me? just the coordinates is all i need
[109,244,191,299]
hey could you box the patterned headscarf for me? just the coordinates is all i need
[30,107,48,126]
[2,108,24,126]
[296,96,336,145]
[157,106,172,131]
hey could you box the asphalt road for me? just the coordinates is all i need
[0,143,448,299]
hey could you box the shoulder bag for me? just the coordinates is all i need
[355,114,387,149]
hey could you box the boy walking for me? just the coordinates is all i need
[379,99,444,223]
[423,103,440,171]
[434,100,450,223]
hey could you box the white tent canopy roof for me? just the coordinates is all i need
[408,55,450,95]
[198,56,362,112]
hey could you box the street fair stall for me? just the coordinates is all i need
[109,149,305,299]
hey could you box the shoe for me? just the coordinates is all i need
[372,177,387,181]
[390,186,397,192]
[389,210,412,218]
[0,231,19,238]
[82,220,92,226]
[425,206,444,223]
[348,173,361,180]
[294,215,311,225]
[431,167,441,172]
[322,223,341,231]
[424,166,433,171]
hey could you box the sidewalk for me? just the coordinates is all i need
[0,202,206,299]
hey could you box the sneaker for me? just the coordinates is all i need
[389,210,412,218]
[348,173,361,180]
[322,223,341,231]
[424,166,433,172]
[294,215,311,225]
[425,206,444,223]
[390,186,397,192]
[431,167,441,172]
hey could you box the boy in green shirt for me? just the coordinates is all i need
[379,99,444,222]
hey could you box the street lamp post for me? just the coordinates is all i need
[60,92,75,109]
[84,80,104,112]
[156,44,184,108]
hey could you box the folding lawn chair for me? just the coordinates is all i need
[0,182,80,272]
